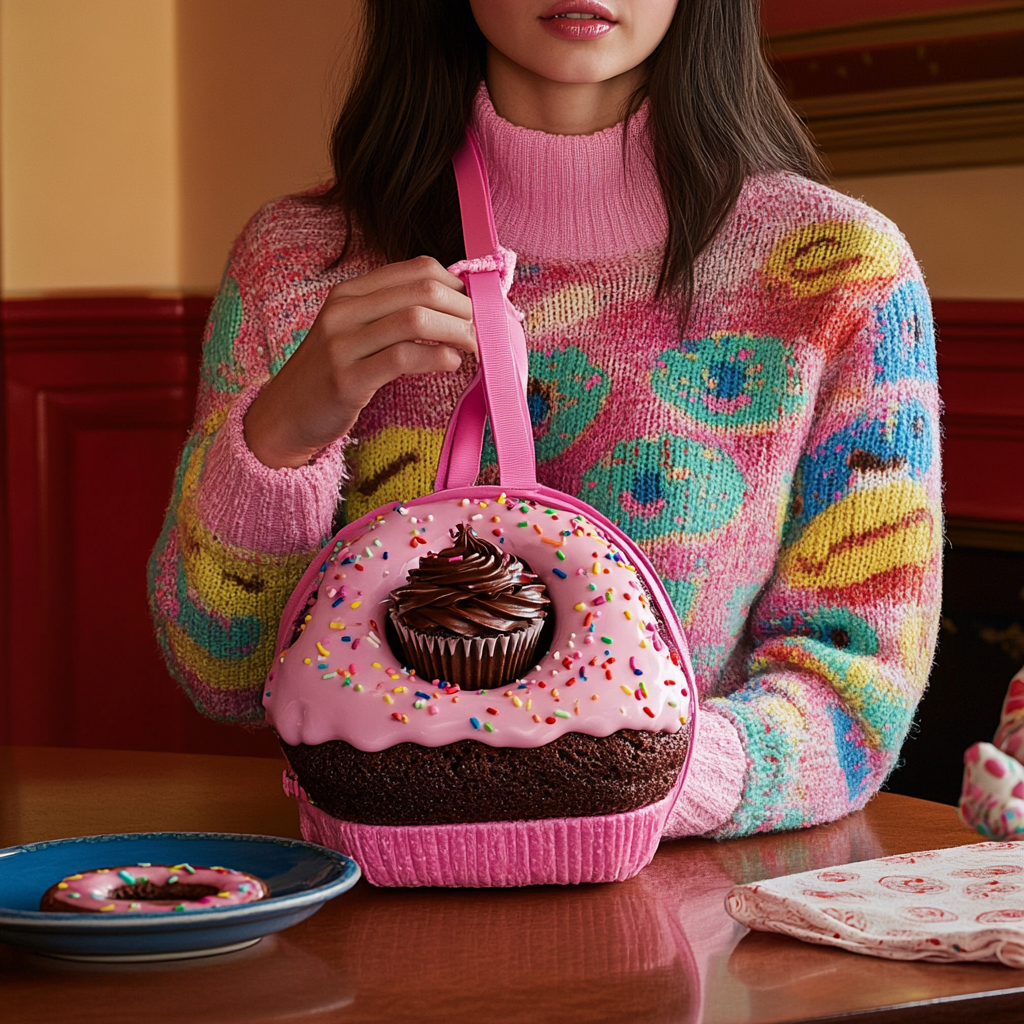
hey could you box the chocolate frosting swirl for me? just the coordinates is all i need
[389,525,550,636]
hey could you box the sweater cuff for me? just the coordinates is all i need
[663,708,746,839]
[194,383,348,555]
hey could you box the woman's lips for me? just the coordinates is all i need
[540,3,616,41]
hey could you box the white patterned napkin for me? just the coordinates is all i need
[725,842,1024,967]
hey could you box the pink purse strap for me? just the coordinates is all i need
[453,126,500,258]
[434,369,488,490]
[434,131,536,491]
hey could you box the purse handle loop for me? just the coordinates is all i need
[434,131,536,491]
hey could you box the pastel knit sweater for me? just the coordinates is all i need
[148,88,941,839]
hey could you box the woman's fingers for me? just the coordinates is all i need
[330,255,466,299]
[330,276,473,329]
[356,340,464,392]
[320,273,477,362]
[244,255,479,469]
[347,305,477,361]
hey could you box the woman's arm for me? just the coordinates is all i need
[705,255,942,837]
[147,200,476,722]
[147,204,349,721]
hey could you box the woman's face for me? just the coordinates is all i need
[468,1,679,86]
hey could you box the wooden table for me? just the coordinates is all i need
[1,746,1022,1024]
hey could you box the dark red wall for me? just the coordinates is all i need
[0,297,280,757]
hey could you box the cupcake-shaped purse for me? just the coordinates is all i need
[264,133,699,887]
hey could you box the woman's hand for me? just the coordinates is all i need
[244,256,476,469]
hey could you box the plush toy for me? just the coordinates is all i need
[959,663,1024,840]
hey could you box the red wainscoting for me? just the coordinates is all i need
[934,299,1024,526]
[0,296,280,756]
[1,295,1021,754]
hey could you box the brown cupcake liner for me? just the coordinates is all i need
[391,614,545,690]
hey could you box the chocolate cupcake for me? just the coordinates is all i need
[388,524,549,689]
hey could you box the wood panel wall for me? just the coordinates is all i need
[0,297,279,755]
[937,299,1024,549]
[1,296,1021,752]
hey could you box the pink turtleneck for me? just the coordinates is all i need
[470,85,667,260]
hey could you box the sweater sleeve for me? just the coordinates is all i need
[147,204,347,722]
[706,246,942,838]
[663,711,747,838]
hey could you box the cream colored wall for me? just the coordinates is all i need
[835,165,1024,300]
[176,0,359,291]
[0,0,358,296]
[1,0,178,295]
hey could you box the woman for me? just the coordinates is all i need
[150,0,941,839]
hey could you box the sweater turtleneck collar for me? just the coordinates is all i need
[468,83,667,261]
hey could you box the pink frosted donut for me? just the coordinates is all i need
[39,863,268,914]
[265,492,693,750]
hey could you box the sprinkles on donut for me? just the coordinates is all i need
[39,864,268,913]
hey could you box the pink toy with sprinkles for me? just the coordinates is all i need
[265,133,700,888]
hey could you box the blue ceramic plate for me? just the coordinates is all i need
[0,832,360,961]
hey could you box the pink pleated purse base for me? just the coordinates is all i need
[283,768,684,888]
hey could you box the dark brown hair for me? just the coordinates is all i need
[323,0,825,314]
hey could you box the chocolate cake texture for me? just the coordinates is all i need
[281,726,690,826]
